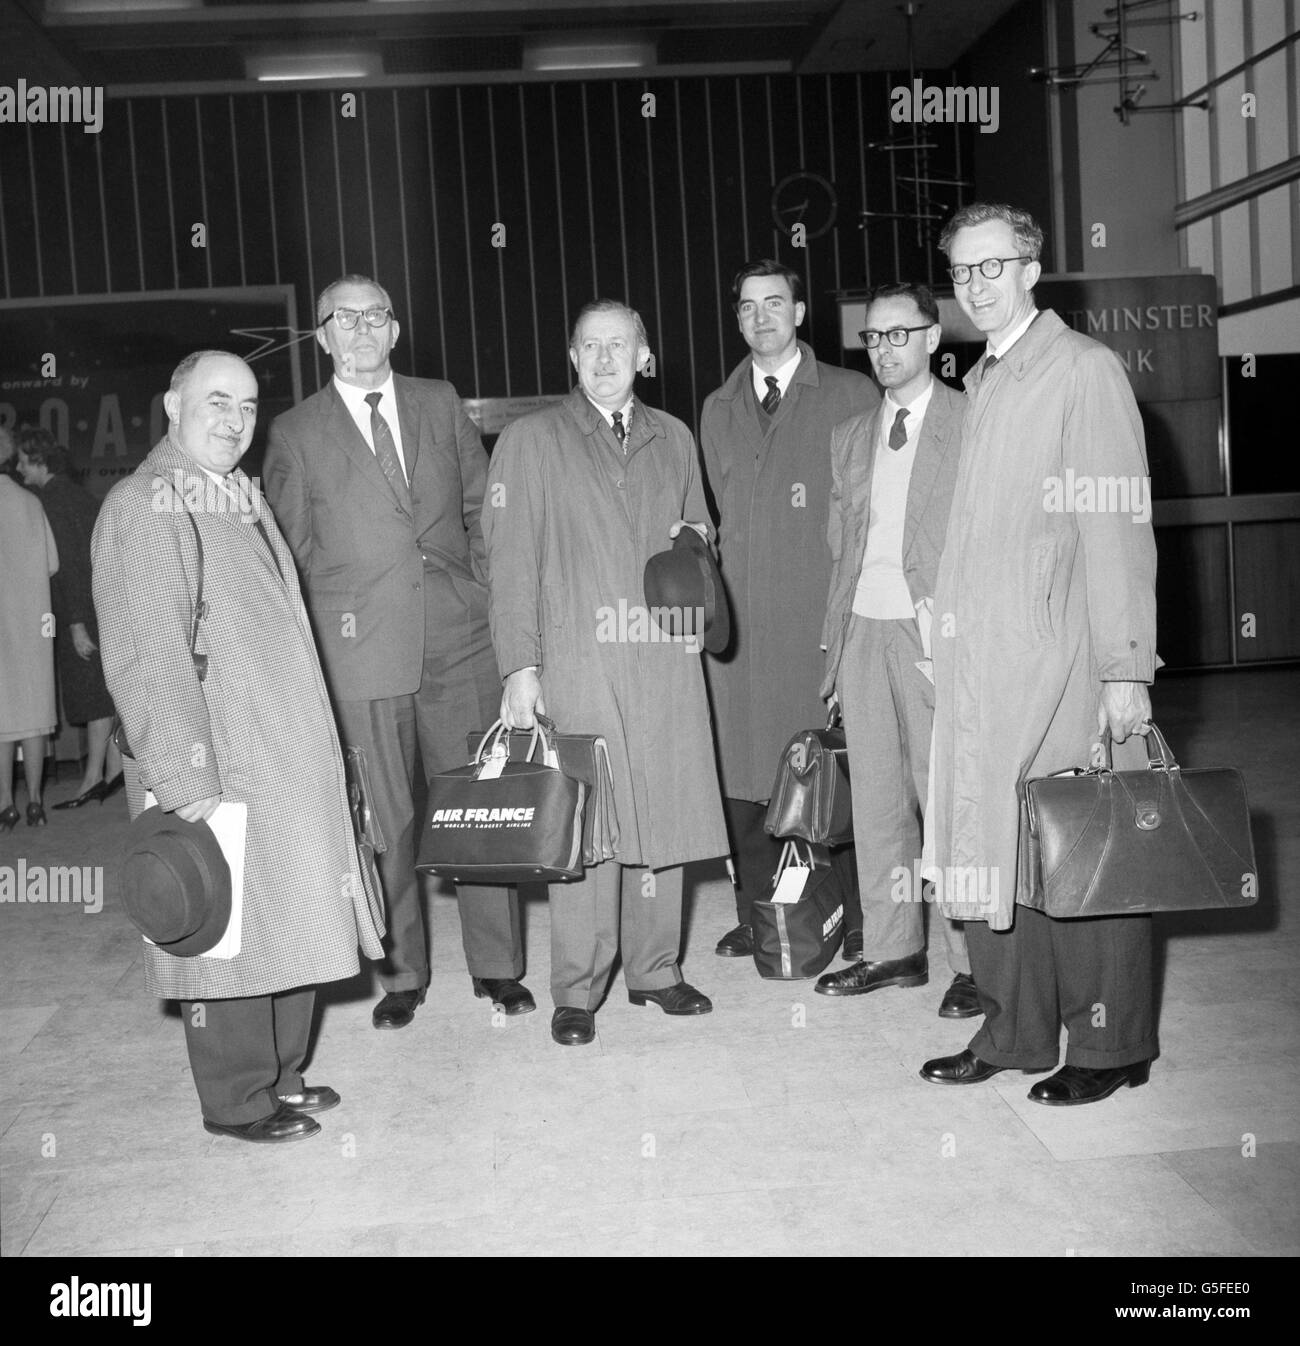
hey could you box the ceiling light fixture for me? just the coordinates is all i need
[246,51,383,83]
[522,35,655,73]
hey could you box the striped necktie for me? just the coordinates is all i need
[364,391,411,507]
[761,376,781,415]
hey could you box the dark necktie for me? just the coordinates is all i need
[611,410,625,444]
[983,352,999,376]
[364,391,411,506]
[761,376,781,415]
[888,406,909,451]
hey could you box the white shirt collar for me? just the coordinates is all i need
[882,375,934,423]
[989,307,1039,361]
[333,371,396,417]
[751,346,803,402]
[587,396,634,431]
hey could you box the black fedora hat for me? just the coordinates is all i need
[119,807,232,958]
[643,527,732,655]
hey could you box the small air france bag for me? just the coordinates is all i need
[417,721,586,884]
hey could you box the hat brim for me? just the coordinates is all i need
[120,807,233,958]
[673,528,731,654]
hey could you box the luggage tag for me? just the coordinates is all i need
[475,742,509,781]
[772,862,811,905]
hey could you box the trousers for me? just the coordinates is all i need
[180,986,315,1124]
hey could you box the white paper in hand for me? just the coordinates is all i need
[772,864,811,905]
[140,793,246,959]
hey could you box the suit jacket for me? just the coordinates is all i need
[92,437,384,1000]
[263,373,494,703]
[821,377,966,699]
[700,341,880,800]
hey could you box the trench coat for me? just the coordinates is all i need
[700,341,879,800]
[0,475,58,738]
[483,388,729,871]
[92,437,385,999]
[930,310,1158,929]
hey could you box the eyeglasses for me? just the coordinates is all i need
[947,256,1031,285]
[321,307,393,330]
[859,325,933,348]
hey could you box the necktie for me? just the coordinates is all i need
[611,410,625,444]
[364,391,411,506]
[888,406,909,451]
[761,376,781,415]
[983,352,999,376]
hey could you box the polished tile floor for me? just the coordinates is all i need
[2,669,1297,1257]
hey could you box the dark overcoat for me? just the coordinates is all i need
[92,437,385,998]
[483,389,729,871]
[700,341,879,800]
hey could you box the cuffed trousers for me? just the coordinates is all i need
[180,986,315,1125]
[550,862,685,1010]
[965,907,1156,1069]
[840,614,967,972]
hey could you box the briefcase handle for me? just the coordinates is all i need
[1098,722,1178,774]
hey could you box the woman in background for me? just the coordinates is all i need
[15,428,122,808]
[0,425,59,829]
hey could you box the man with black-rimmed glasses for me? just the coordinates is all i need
[264,274,532,1032]
[816,282,976,1016]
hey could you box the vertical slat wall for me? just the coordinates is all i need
[0,72,963,425]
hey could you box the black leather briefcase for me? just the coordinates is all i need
[763,710,853,846]
[1019,724,1258,917]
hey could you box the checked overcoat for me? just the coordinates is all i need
[92,436,385,999]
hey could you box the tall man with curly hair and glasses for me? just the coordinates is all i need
[264,275,532,1031]
[920,204,1159,1106]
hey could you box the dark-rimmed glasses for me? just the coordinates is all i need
[947,257,1031,285]
[859,325,933,348]
[320,307,393,330]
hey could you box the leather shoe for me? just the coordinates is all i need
[919,1049,1008,1085]
[816,950,927,997]
[628,982,713,1015]
[841,928,864,961]
[53,779,114,810]
[473,977,537,1016]
[937,972,982,1019]
[276,1084,340,1114]
[203,1102,320,1143]
[551,1007,596,1045]
[714,923,753,957]
[372,989,425,1029]
[1028,1060,1151,1106]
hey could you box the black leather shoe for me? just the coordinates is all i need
[937,972,982,1019]
[372,989,425,1029]
[26,802,46,827]
[551,1007,596,1045]
[53,780,113,810]
[276,1084,340,1115]
[203,1102,321,1143]
[714,923,753,957]
[628,982,713,1015]
[919,1049,1007,1085]
[1028,1060,1151,1106]
[100,773,125,799]
[816,950,927,997]
[842,928,864,961]
[473,977,537,1016]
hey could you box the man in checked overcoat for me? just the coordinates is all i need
[92,350,386,1144]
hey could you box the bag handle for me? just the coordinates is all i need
[1098,721,1177,774]
[473,718,553,765]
